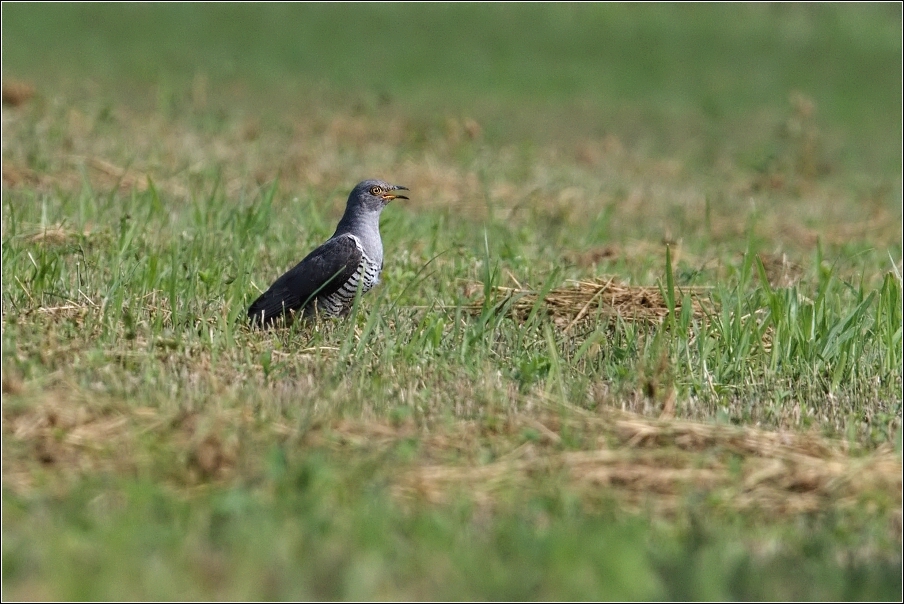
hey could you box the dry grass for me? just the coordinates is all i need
[1,388,243,494]
[6,388,898,526]
[468,277,712,329]
[306,404,902,523]
[1,155,190,199]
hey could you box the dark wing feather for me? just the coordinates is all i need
[248,235,362,326]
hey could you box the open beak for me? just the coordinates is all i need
[381,185,409,202]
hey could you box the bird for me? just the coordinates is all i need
[248,179,408,327]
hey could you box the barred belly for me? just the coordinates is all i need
[319,251,380,316]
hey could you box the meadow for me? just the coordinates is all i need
[2,4,902,600]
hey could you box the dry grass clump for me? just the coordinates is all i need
[23,226,80,246]
[468,277,712,328]
[16,223,96,246]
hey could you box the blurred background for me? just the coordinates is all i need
[3,3,901,170]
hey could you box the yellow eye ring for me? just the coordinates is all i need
[370,186,382,196]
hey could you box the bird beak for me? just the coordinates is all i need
[381,185,409,202]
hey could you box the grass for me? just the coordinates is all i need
[2,3,902,601]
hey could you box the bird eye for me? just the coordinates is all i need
[370,186,382,196]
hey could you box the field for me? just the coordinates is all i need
[2,4,902,600]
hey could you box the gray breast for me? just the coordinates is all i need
[318,235,381,316]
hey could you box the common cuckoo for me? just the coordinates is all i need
[248,179,407,327]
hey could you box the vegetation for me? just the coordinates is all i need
[2,4,901,600]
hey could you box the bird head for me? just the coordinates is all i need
[349,179,409,213]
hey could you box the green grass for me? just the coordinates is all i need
[2,4,902,601]
[3,471,899,601]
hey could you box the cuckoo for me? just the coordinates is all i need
[248,179,407,327]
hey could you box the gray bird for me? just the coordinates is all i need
[248,179,408,327]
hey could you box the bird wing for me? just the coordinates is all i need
[248,234,363,325]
